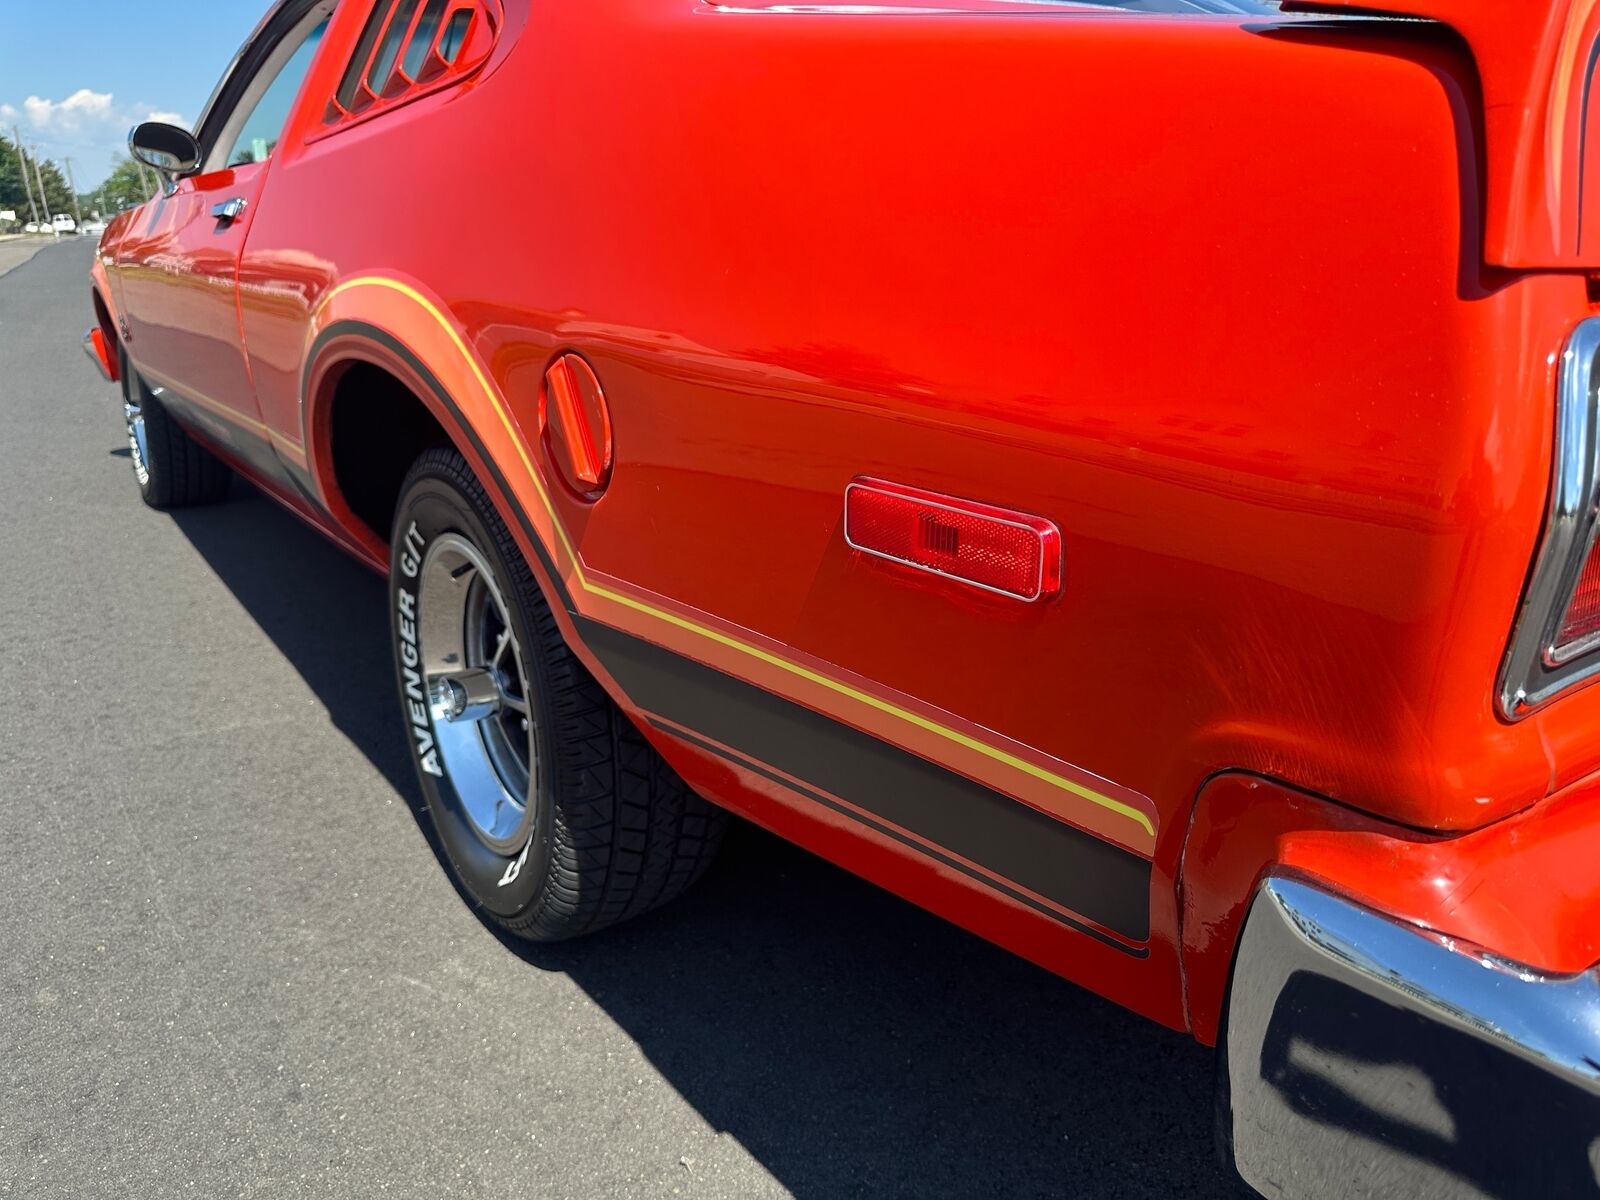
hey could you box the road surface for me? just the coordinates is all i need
[0,239,1236,1199]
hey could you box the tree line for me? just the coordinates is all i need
[0,132,156,227]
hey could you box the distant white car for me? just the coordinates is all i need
[80,219,108,237]
[52,214,76,234]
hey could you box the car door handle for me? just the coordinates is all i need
[211,197,248,224]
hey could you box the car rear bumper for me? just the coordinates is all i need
[1224,875,1600,1198]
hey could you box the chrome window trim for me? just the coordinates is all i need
[192,0,328,162]
[1499,318,1600,719]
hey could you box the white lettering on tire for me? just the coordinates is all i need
[498,836,532,888]
[398,520,425,580]
[396,574,443,778]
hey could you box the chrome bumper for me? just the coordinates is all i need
[1225,877,1600,1199]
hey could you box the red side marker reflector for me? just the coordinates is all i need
[539,353,613,494]
[844,478,1062,602]
[85,326,119,383]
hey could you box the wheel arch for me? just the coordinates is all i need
[315,353,453,547]
[299,296,578,625]
[89,253,122,365]
[90,286,118,354]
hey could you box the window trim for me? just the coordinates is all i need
[194,0,331,167]
[207,6,335,173]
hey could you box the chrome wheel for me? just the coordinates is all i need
[124,394,149,486]
[416,532,539,854]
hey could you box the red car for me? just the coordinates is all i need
[85,0,1600,1193]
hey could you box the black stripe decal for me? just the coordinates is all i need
[577,617,1152,946]
[651,718,1147,956]
[305,321,579,616]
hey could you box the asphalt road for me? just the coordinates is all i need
[0,240,1237,1199]
[0,238,55,280]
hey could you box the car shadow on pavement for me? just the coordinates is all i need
[169,481,1237,1200]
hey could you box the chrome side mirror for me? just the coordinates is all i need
[128,121,202,185]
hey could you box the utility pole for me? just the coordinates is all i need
[62,157,83,227]
[30,146,51,225]
[11,126,40,228]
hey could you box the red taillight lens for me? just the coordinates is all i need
[1557,536,1600,650]
[844,478,1061,601]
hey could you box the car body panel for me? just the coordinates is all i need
[113,162,280,480]
[1289,0,1600,270]
[1184,764,1600,1045]
[91,0,1600,1036]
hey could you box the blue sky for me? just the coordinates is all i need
[0,2,265,188]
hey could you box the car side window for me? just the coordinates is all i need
[222,18,330,168]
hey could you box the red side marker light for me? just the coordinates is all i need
[844,478,1062,602]
[540,352,613,494]
[84,326,119,383]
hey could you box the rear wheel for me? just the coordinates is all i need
[120,348,231,508]
[389,447,726,940]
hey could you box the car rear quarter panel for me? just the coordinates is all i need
[235,2,1593,1027]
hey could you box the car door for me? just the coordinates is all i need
[116,8,332,477]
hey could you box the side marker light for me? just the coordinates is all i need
[540,352,614,494]
[844,477,1062,602]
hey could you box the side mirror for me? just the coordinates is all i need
[128,121,201,180]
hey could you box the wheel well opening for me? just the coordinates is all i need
[91,289,118,355]
[328,363,451,543]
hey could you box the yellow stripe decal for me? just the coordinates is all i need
[318,276,1156,842]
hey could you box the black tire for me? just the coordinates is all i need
[120,347,231,509]
[389,447,726,941]
[1214,975,1266,1197]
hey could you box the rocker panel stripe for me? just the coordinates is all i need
[578,617,1153,946]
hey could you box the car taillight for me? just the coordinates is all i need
[1555,535,1600,652]
[1500,318,1600,716]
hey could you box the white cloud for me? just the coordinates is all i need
[1,89,189,176]
[19,88,117,132]
[0,90,192,185]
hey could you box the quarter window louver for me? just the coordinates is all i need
[367,0,422,95]
[335,0,398,112]
[323,0,499,130]
[438,10,474,63]
[401,0,450,80]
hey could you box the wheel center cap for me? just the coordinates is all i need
[430,677,470,722]
[428,668,503,725]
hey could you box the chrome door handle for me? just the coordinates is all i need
[211,197,247,224]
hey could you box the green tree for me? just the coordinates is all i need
[34,159,74,218]
[0,134,38,224]
[0,138,158,228]
[0,135,99,226]
[94,155,157,214]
